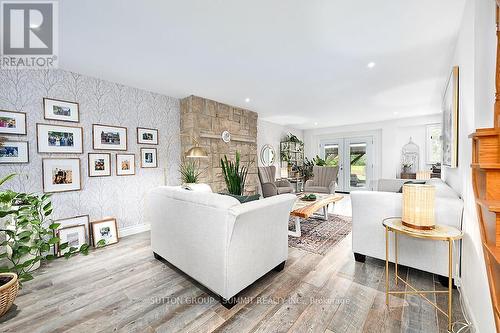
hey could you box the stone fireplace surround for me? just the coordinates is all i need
[180,95,258,194]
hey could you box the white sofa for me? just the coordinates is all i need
[351,178,463,279]
[145,186,296,307]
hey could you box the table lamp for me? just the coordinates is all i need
[402,184,436,230]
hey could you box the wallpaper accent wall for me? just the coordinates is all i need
[0,69,181,232]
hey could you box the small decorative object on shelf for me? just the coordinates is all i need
[400,137,419,174]
[402,183,436,230]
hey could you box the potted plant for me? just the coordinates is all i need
[179,159,202,185]
[220,152,259,203]
[0,174,102,317]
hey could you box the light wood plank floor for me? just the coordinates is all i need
[0,228,465,333]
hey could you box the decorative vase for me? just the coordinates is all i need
[0,272,18,318]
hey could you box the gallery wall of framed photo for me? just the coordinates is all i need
[0,69,181,239]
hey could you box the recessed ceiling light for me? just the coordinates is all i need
[314,122,318,126]
[245,98,251,103]
[393,111,399,115]
[367,62,376,69]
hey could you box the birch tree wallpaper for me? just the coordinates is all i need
[0,69,181,232]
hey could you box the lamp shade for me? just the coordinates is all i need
[416,170,431,180]
[185,146,208,158]
[402,184,435,230]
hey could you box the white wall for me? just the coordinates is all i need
[303,114,442,182]
[257,120,303,178]
[442,0,496,332]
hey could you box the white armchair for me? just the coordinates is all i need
[145,186,296,307]
[304,166,338,194]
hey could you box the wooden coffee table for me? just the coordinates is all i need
[289,193,344,237]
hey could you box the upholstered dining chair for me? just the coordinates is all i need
[258,166,294,198]
[304,166,339,194]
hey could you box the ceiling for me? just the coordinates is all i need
[59,0,466,129]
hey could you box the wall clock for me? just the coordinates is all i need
[221,130,231,143]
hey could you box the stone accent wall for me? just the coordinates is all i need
[180,95,258,194]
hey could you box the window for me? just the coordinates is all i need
[426,124,442,164]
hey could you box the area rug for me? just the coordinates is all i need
[288,214,352,255]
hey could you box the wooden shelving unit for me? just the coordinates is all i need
[470,6,500,331]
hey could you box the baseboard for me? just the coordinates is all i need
[455,277,478,331]
[119,223,151,238]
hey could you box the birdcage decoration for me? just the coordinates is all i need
[401,137,420,174]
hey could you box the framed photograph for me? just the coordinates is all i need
[52,215,89,257]
[56,224,87,257]
[88,153,111,177]
[0,110,27,135]
[91,218,119,247]
[43,98,80,123]
[0,141,29,164]
[141,148,157,168]
[116,154,135,176]
[137,127,158,145]
[36,123,83,154]
[442,66,459,168]
[92,124,127,151]
[42,158,81,193]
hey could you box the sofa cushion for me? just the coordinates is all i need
[153,186,240,209]
[426,178,459,198]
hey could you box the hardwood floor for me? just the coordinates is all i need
[0,228,465,333]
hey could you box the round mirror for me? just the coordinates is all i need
[260,144,275,166]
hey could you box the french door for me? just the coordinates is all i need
[320,136,373,192]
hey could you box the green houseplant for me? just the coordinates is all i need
[179,159,202,184]
[220,152,259,203]
[0,174,102,287]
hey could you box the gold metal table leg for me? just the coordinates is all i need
[448,239,453,332]
[385,226,389,306]
[395,232,398,286]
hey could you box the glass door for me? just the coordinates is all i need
[345,138,372,191]
[321,140,344,191]
[320,136,373,192]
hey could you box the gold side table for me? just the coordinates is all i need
[382,217,463,332]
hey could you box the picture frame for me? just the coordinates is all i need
[92,124,127,151]
[116,154,136,176]
[137,127,158,145]
[0,110,27,135]
[0,141,29,164]
[442,66,459,168]
[43,98,80,123]
[140,148,158,168]
[56,224,87,257]
[88,153,111,177]
[53,215,90,244]
[36,123,84,154]
[42,158,81,193]
[91,218,119,247]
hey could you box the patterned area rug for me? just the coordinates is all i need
[288,214,352,255]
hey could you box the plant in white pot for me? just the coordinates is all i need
[0,174,103,318]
